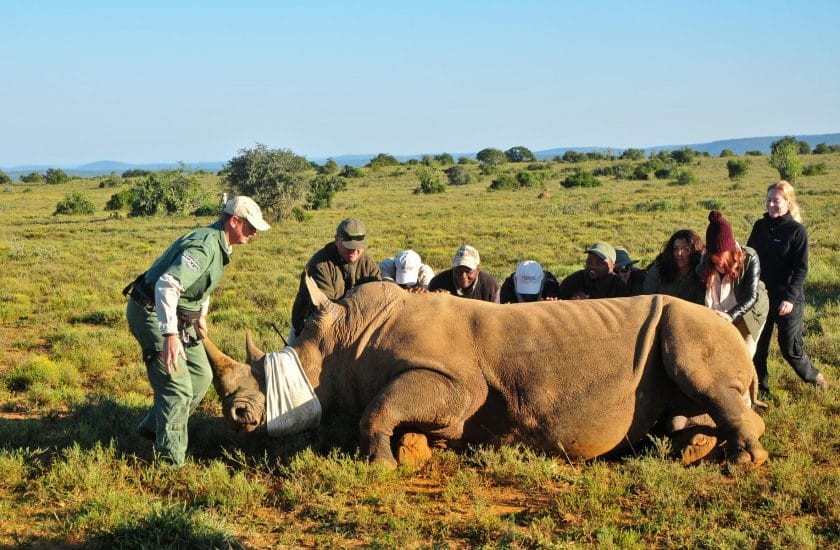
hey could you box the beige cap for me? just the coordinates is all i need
[453,244,480,270]
[223,196,270,231]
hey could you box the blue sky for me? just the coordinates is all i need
[2,0,839,166]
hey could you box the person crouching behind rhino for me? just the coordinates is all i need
[124,196,270,465]
[698,210,768,359]
[429,244,500,302]
[499,260,561,303]
[379,249,435,293]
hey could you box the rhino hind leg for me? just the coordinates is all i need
[359,370,474,468]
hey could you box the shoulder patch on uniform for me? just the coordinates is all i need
[182,251,201,271]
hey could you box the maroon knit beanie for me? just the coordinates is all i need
[706,210,736,254]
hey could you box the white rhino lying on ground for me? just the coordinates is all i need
[203,279,768,469]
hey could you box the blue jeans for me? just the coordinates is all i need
[753,299,820,392]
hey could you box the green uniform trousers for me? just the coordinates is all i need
[126,299,212,465]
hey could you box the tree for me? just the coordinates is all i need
[620,148,645,161]
[476,147,507,166]
[44,168,70,185]
[719,149,736,157]
[122,169,152,178]
[726,159,751,180]
[224,144,312,221]
[306,174,346,210]
[797,140,811,155]
[0,170,11,185]
[769,140,802,182]
[504,146,536,163]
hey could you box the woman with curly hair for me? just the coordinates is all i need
[699,210,768,358]
[643,229,705,304]
[747,181,827,394]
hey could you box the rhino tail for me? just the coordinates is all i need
[750,367,768,410]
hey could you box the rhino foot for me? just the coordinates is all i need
[725,439,769,471]
[680,432,719,466]
[396,432,432,469]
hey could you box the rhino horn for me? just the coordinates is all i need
[245,331,266,363]
[305,274,338,316]
[202,332,246,383]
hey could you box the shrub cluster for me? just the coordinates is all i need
[122,171,208,217]
[413,167,445,194]
[54,191,95,215]
[44,168,70,185]
[726,159,751,180]
[121,169,152,178]
[444,165,474,186]
[562,168,601,188]
[802,162,828,176]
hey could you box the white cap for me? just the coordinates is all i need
[452,244,480,270]
[514,260,544,295]
[223,196,271,231]
[394,250,422,285]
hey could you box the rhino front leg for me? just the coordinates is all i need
[359,369,475,468]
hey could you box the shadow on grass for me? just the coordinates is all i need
[0,396,361,466]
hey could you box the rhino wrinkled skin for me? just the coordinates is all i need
[204,279,768,468]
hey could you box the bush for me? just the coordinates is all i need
[105,188,137,211]
[367,153,400,170]
[488,173,519,191]
[592,163,633,179]
[745,150,763,156]
[444,165,474,186]
[20,172,43,183]
[698,198,725,210]
[516,170,543,187]
[54,192,96,215]
[306,174,346,209]
[726,159,751,180]
[98,173,122,188]
[562,169,601,188]
[620,148,645,161]
[413,167,445,194]
[457,156,476,165]
[128,171,208,217]
[670,147,696,165]
[671,169,698,185]
[340,165,363,178]
[225,144,312,221]
[44,168,71,185]
[802,162,828,176]
[122,169,152,178]
[0,170,11,185]
[812,142,840,154]
[719,149,736,157]
[770,139,802,182]
[434,153,454,165]
[319,158,339,175]
[562,150,586,163]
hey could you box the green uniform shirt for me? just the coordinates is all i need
[142,220,232,311]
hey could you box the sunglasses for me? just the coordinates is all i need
[615,265,632,274]
[340,233,365,241]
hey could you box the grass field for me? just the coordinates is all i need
[1,152,838,548]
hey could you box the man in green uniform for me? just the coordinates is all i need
[290,217,381,339]
[124,196,270,464]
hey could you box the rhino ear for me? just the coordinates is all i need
[245,331,266,364]
[305,275,338,315]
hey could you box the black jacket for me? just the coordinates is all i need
[747,213,809,303]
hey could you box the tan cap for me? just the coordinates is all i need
[585,242,616,262]
[223,196,270,231]
[452,244,480,270]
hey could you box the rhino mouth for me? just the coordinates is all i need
[223,392,265,432]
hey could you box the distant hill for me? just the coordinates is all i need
[3,133,839,178]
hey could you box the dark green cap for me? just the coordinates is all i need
[336,217,367,249]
